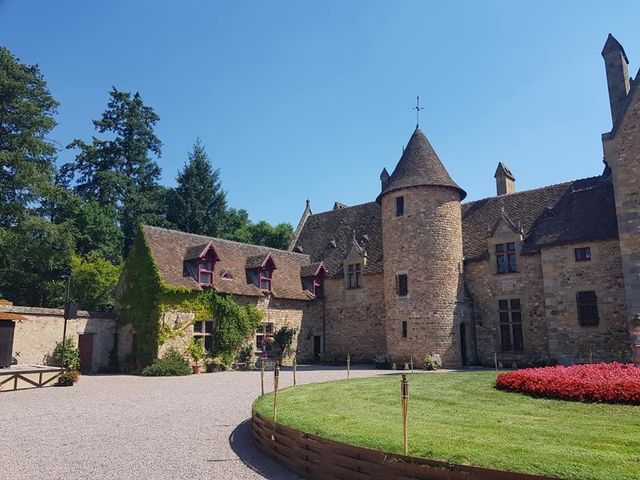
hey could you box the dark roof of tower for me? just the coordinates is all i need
[377,128,466,202]
[294,175,618,272]
[602,33,629,63]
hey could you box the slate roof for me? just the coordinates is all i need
[300,262,325,277]
[294,175,618,271]
[461,175,618,260]
[141,225,315,300]
[378,128,466,202]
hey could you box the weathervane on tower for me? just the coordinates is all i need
[413,96,423,129]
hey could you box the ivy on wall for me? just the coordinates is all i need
[117,226,264,368]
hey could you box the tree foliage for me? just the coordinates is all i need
[166,139,227,236]
[62,87,166,256]
[0,47,59,228]
[70,252,122,311]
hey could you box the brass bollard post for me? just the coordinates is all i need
[293,356,297,386]
[401,374,409,455]
[273,365,280,421]
[410,354,414,373]
[347,353,351,380]
[260,357,265,396]
[494,352,498,372]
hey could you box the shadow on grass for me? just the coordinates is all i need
[228,419,299,480]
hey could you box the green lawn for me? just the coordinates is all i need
[254,371,640,480]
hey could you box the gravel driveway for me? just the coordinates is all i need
[1,365,385,479]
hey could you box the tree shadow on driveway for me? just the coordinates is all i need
[229,419,299,479]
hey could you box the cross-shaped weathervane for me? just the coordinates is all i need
[413,96,423,128]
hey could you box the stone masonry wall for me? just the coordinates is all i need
[541,240,629,364]
[608,90,640,333]
[382,186,464,368]
[321,274,386,363]
[0,305,116,373]
[465,254,549,367]
[157,295,322,364]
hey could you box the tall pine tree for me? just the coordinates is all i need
[62,88,166,255]
[166,140,227,236]
[0,47,59,227]
[0,47,76,306]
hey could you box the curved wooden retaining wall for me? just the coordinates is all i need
[252,411,560,480]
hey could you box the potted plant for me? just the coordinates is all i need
[56,370,80,386]
[424,353,442,370]
[186,338,205,374]
[374,353,392,369]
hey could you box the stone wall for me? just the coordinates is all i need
[156,294,322,364]
[321,274,386,363]
[541,240,629,363]
[0,305,116,373]
[381,186,464,368]
[607,88,640,337]
[465,254,549,367]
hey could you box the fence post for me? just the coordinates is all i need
[401,374,409,455]
[273,365,280,421]
[293,356,297,386]
[347,353,351,380]
[260,357,265,396]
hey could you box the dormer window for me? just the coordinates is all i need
[301,262,327,298]
[246,253,277,293]
[199,260,214,286]
[347,263,362,288]
[184,242,220,287]
[496,242,516,273]
[260,268,273,292]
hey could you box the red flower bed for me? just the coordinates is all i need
[496,362,640,404]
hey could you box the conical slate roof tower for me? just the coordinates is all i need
[378,127,466,202]
[379,126,465,368]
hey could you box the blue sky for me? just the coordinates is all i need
[1,1,639,226]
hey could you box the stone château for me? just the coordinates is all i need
[117,34,640,368]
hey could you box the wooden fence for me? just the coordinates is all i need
[252,410,560,480]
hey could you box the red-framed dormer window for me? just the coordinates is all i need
[313,278,324,298]
[192,243,219,287]
[199,259,214,286]
[259,268,273,292]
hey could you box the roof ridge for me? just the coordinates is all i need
[306,201,378,218]
[463,174,608,206]
[141,225,311,259]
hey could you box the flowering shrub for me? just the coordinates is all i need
[496,362,640,404]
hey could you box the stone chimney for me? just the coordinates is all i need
[602,33,631,127]
[380,167,389,191]
[494,162,515,196]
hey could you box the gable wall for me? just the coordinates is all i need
[610,89,640,333]
[541,239,628,363]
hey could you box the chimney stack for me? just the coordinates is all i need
[494,162,515,196]
[380,167,390,191]
[602,34,631,127]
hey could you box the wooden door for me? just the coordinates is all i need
[313,335,321,362]
[78,334,94,374]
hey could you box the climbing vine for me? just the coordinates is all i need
[118,226,265,368]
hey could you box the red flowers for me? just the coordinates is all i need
[496,362,640,404]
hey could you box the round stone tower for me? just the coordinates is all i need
[377,127,466,368]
